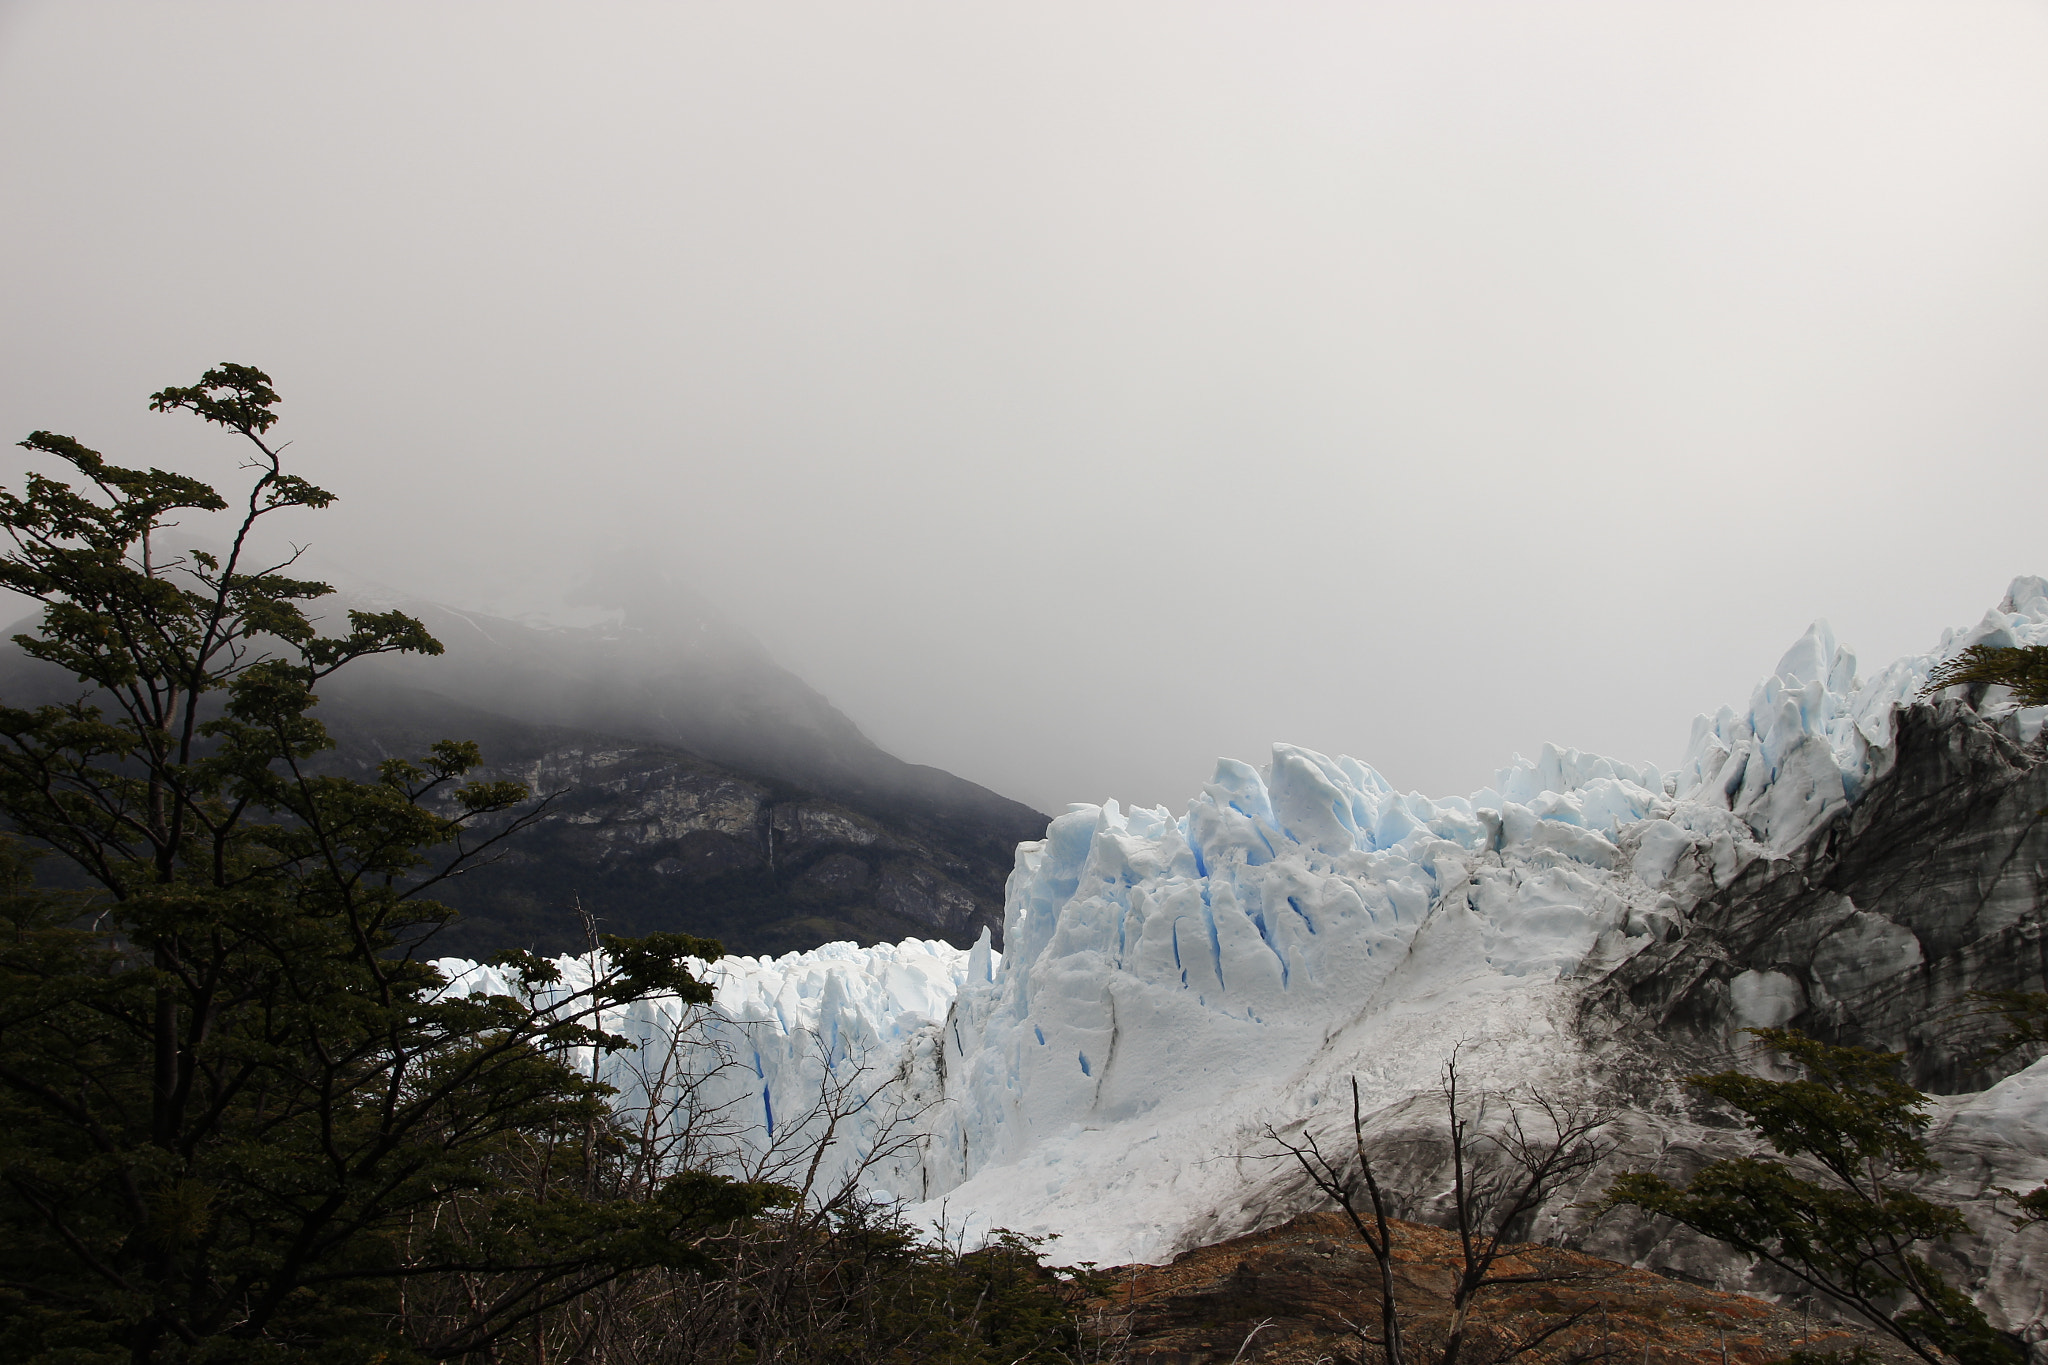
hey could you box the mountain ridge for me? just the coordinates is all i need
[0,581,1049,958]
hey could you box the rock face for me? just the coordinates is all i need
[313,587,1051,957]
[342,588,1043,846]
[1594,700,2048,1095]
[1568,699,2048,1348]
[307,673,1041,958]
[0,592,1048,959]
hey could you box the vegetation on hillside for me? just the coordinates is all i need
[0,368,1096,1363]
[1604,1030,2022,1365]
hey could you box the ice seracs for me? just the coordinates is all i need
[433,576,2048,1302]
[894,575,2048,1264]
[435,937,983,1200]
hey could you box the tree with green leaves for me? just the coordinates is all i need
[1963,989,2048,1228]
[0,365,778,1364]
[1603,1029,2015,1365]
[1923,644,2048,708]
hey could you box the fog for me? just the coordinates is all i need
[3,1,2046,816]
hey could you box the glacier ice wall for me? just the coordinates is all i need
[1672,575,2048,851]
[887,576,2048,1263]
[435,937,985,1201]
[435,577,2048,1282]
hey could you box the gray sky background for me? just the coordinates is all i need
[2,1,2046,816]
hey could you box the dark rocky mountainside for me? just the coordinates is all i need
[348,580,1032,833]
[0,585,1049,960]
[1587,696,2048,1092]
[314,674,1041,959]
[1562,697,2048,1328]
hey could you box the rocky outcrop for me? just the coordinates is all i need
[340,589,1046,848]
[303,675,1029,959]
[1588,698,2048,1093]
[1561,698,2048,1349]
[300,586,1052,958]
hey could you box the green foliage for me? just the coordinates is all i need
[1920,643,2048,708]
[1966,989,2048,1065]
[0,368,767,1363]
[604,931,724,1002]
[1688,1029,1942,1184]
[954,1229,1107,1364]
[1960,991,2048,1227]
[1604,1030,2013,1365]
[2006,1185,2048,1227]
[656,1204,1110,1365]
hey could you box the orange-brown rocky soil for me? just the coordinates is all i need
[1077,1213,1915,1365]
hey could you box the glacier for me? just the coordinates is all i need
[433,577,2048,1342]
[886,578,2048,1263]
[435,936,985,1200]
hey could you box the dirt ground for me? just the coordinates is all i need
[1078,1212,1920,1365]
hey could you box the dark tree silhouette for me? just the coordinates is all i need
[0,366,769,1364]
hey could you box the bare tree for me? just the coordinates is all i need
[1262,1055,1615,1365]
[604,986,754,1183]
[735,1031,936,1216]
[1436,1052,1614,1365]
[1265,1076,1407,1365]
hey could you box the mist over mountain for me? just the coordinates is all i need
[0,566,1049,959]
[9,3,2046,832]
[333,561,1042,830]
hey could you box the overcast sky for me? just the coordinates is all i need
[3,1,2046,816]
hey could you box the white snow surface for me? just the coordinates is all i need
[433,577,2048,1274]
[434,938,986,1197]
